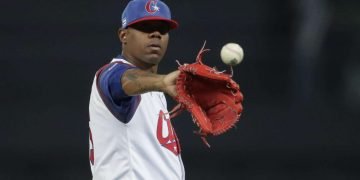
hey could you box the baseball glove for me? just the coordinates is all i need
[170,42,244,147]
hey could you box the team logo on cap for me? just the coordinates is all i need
[145,0,160,14]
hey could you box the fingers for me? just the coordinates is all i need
[163,70,180,98]
[169,70,180,82]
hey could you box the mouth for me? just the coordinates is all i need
[148,43,161,51]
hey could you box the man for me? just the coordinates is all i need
[88,0,184,179]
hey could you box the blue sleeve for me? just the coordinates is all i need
[97,62,141,123]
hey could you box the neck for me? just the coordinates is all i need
[121,53,158,73]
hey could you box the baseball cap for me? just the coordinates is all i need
[121,0,179,29]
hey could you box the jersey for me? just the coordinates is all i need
[89,56,185,180]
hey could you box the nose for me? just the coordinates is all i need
[148,31,161,39]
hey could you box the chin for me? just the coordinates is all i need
[146,54,163,65]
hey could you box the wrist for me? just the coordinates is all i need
[156,75,167,93]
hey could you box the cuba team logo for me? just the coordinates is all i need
[157,110,180,155]
[145,0,160,14]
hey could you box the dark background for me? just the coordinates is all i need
[1,0,360,179]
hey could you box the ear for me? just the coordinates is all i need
[118,28,127,43]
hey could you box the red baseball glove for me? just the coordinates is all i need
[170,42,244,147]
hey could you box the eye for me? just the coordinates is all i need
[130,21,170,35]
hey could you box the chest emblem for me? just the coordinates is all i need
[156,110,181,155]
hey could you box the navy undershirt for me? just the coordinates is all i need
[97,56,140,123]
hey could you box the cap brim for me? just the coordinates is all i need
[126,16,179,29]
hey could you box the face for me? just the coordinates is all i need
[119,20,171,67]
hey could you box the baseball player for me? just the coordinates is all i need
[88,0,184,179]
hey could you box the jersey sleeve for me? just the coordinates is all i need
[96,62,141,123]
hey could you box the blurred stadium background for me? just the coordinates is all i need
[1,0,360,179]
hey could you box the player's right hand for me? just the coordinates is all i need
[162,70,180,98]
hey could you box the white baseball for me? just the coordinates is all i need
[220,43,244,66]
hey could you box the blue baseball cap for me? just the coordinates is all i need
[121,0,179,29]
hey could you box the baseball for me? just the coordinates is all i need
[220,43,244,66]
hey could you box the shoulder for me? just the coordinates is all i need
[97,58,136,78]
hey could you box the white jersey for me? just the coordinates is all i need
[89,58,185,180]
